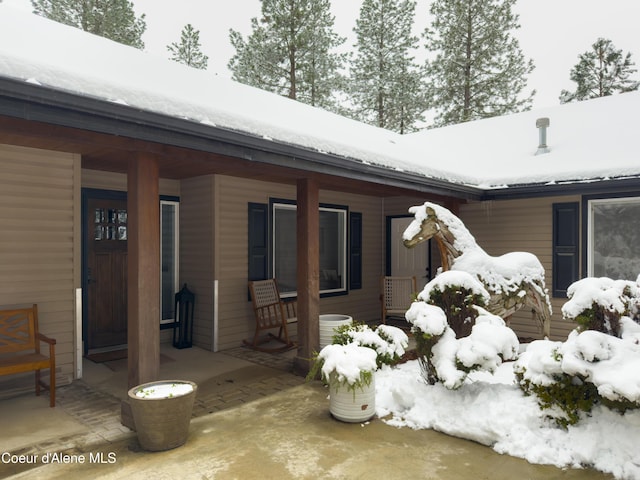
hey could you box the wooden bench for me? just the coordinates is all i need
[0,304,56,407]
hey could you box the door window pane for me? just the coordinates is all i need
[93,207,126,241]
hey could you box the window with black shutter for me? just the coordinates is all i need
[247,202,362,295]
[247,202,268,281]
[350,212,362,290]
[552,202,579,297]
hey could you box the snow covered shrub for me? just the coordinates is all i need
[514,340,599,428]
[562,277,640,336]
[419,270,490,337]
[406,271,519,388]
[306,343,377,392]
[330,322,409,367]
[515,299,640,427]
[406,302,448,385]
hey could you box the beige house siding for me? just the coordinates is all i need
[179,175,215,350]
[459,196,582,341]
[209,176,386,350]
[383,196,427,217]
[80,169,389,352]
[0,144,80,397]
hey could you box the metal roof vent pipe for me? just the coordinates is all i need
[535,117,550,155]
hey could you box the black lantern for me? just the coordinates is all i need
[173,283,195,349]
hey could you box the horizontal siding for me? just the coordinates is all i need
[179,176,214,350]
[460,196,581,341]
[383,196,429,217]
[215,177,292,350]
[0,144,80,397]
[212,176,388,351]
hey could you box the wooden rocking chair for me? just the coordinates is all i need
[381,276,416,325]
[244,279,297,352]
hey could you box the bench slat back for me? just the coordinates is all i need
[0,306,38,354]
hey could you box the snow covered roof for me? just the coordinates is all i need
[1,6,639,194]
[399,92,640,189]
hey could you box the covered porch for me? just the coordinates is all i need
[0,76,475,422]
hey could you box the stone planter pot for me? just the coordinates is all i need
[329,375,376,423]
[319,314,353,349]
[127,380,197,451]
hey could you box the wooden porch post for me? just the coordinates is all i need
[126,153,160,388]
[293,178,320,375]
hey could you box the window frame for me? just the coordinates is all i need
[586,194,640,280]
[160,197,180,325]
[270,198,349,298]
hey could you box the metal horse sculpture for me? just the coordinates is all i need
[403,202,551,337]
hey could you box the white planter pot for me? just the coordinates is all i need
[329,375,375,423]
[319,314,353,349]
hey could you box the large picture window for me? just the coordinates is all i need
[588,196,640,280]
[272,201,347,296]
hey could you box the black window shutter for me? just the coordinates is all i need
[350,212,362,290]
[552,202,579,297]
[248,203,268,281]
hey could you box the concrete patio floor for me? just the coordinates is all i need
[0,344,614,479]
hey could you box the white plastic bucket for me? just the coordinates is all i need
[319,314,353,349]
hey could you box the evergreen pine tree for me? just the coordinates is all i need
[228,0,345,110]
[167,24,209,70]
[424,0,534,127]
[349,0,426,133]
[560,38,640,103]
[31,0,146,49]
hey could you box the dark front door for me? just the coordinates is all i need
[86,196,128,351]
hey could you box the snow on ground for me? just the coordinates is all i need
[385,274,640,479]
[375,356,640,480]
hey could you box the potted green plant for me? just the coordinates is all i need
[127,379,198,451]
[308,323,408,422]
[308,342,377,422]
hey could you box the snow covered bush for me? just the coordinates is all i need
[419,270,490,337]
[307,343,378,392]
[331,322,409,367]
[515,277,640,427]
[561,276,640,336]
[514,339,599,427]
[406,271,519,389]
[306,322,409,389]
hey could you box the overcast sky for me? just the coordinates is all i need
[5,0,640,109]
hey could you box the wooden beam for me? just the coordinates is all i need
[293,178,320,375]
[126,152,160,388]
